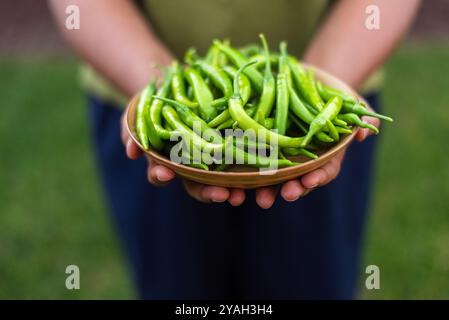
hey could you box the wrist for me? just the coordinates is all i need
[125,49,174,96]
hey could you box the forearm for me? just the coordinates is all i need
[48,0,173,96]
[304,0,421,88]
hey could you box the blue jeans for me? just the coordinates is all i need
[88,94,380,299]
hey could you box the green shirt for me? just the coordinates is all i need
[143,0,327,57]
[80,0,381,106]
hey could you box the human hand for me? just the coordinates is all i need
[121,112,247,205]
[121,111,380,209]
[254,113,381,208]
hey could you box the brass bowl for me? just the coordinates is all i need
[125,64,362,188]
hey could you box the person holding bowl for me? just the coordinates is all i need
[49,0,420,299]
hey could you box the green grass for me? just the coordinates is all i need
[0,57,133,299]
[0,42,448,299]
[361,42,449,299]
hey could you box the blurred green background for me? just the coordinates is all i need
[1,1,448,299]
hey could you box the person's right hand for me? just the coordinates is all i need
[121,113,248,206]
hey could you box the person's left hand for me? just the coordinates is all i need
[253,114,381,208]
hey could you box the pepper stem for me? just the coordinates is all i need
[259,34,271,77]
[234,60,257,97]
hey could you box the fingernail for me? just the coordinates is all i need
[260,200,272,209]
[287,195,300,202]
[211,196,226,203]
[155,170,166,181]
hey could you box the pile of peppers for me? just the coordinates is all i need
[135,34,393,171]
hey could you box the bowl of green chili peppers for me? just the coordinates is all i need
[126,34,393,188]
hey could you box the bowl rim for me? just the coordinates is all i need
[125,63,361,178]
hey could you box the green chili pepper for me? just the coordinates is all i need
[217,105,256,130]
[231,135,272,152]
[338,113,379,134]
[230,144,296,169]
[135,81,156,150]
[228,61,305,148]
[282,147,318,159]
[147,70,173,150]
[289,87,343,142]
[208,110,231,128]
[194,60,233,108]
[333,118,349,128]
[275,73,289,134]
[218,135,291,169]
[317,81,393,122]
[228,137,295,168]
[326,119,340,141]
[250,53,279,70]
[306,69,325,110]
[278,42,292,85]
[217,39,230,66]
[301,96,343,147]
[217,119,235,130]
[274,41,290,134]
[342,101,393,122]
[284,68,339,140]
[238,43,261,57]
[184,47,201,65]
[153,96,223,144]
[335,126,353,134]
[304,100,318,115]
[205,44,220,65]
[289,58,325,111]
[278,149,288,160]
[289,83,314,123]
[264,117,275,130]
[170,141,209,170]
[316,81,358,104]
[171,61,198,108]
[162,106,223,154]
[222,65,252,105]
[186,85,194,100]
[288,113,334,143]
[184,67,217,122]
[182,140,217,166]
[254,34,276,125]
[213,40,264,93]
[209,97,255,129]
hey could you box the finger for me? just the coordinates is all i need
[256,186,278,209]
[356,116,381,142]
[228,188,246,206]
[126,137,143,160]
[183,180,230,203]
[301,151,344,188]
[202,185,230,203]
[355,128,368,142]
[147,161,175,187]
[301,167,328,189]
[280,179,305,202]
